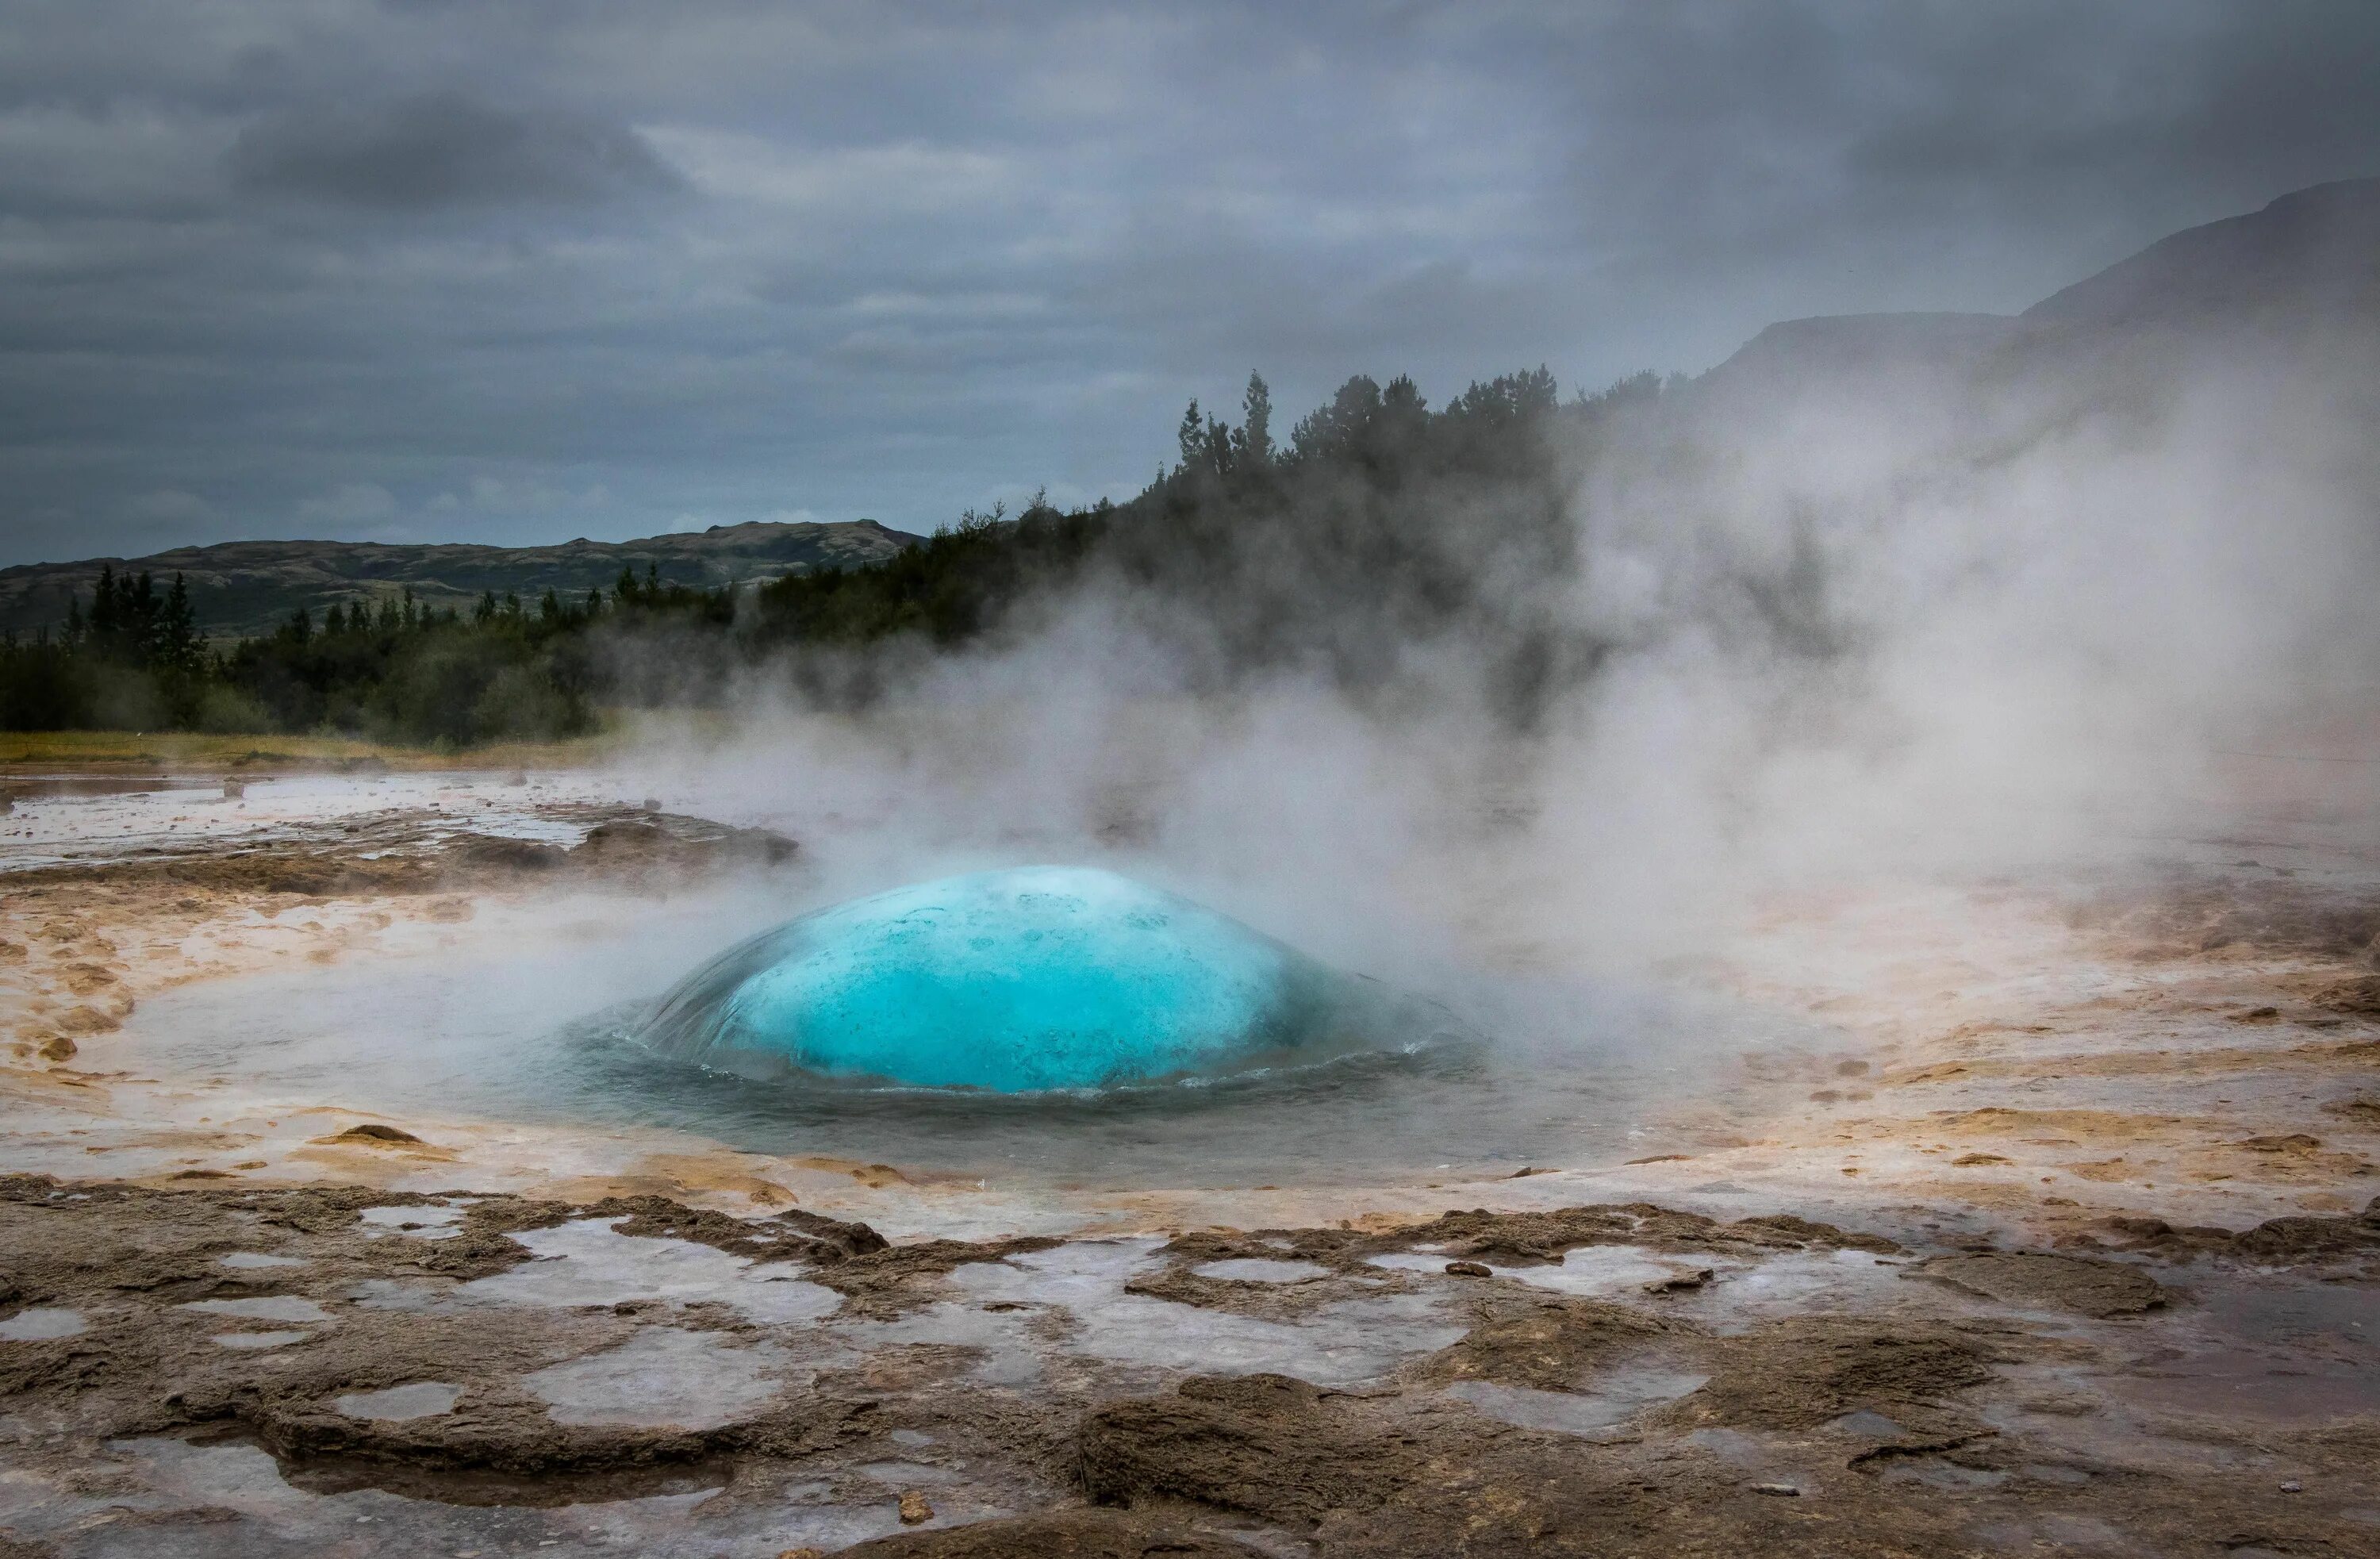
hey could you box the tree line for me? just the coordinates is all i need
[1,367,1667,743]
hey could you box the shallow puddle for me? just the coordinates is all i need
[336,1382,463,1421]
[2107,1279,2380,1422]
[0,1434,921,1557]
[1192,1258,1333,1283]
[359,1204,464,1239]
[180,1296,332,1325]
[1441,1364,1708,1437]
[0,1307,86,1340]
[1365,1244,1699,1296]
[848,1238,1465,1386]
[457,1218,843,1323]
[524,1328,791,1430]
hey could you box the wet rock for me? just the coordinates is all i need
[2313,973,2380,1017]
[1726,1213,1902,1254]
[580,1194,888,1265]
[812,1235,1067,1317]
[2082,877,2380,962]
[49,849,443,898]
[321,1123,425,1145]
[1376,1206,1637,1265]
[447,834,567,874]
[2231,1197,2380,1261]
[568,816,797,874]
[1655,1316,1997,1431]
[2080,1198,2380,1265]
[840,1511,1265,1557]
[6,801,795,904]
[1152,1228,1376,1269]
[1078,1373,1416,1526]
[2235,1133,2326,1154]
[248,1358,876,1486]
[4,1169,2376,1556]
[60,962,118,994]
[1077,1372,1888,1556]
[1914,1251,2167,1317]
[54,1004,122,1035]
[1644,1267,1714,1294]
[1415,1295,1678,1391]
[1367,1203,1898,1265]
[1120,1259,1365,1321]
[2325,1092,2380,1124]
[1444,1260,1492,1277]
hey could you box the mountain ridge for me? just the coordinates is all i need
[1693,175,2379,413]
[0,519,923,642]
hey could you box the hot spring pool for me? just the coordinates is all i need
[109,874,1806,1189]
[637,866,1422,1091]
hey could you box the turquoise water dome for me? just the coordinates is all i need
[639,866,1386,1091]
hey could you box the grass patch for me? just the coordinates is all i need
[0,728,624,773]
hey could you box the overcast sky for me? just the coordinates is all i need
[2,1,2375,565]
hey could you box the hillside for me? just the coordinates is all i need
[1699,178,2379,384]
[2024,176,2380,328]
[0,520,922,642]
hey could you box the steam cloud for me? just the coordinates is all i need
[616,217,2380,989]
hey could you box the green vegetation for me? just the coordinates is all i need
[0,728,618,773]
[2,367,1659,743]
[2,566,604,744]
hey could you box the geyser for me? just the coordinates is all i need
[639,866,1392,1090]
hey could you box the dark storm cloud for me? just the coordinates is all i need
[225,92,685,210]
[1,0,2376,566]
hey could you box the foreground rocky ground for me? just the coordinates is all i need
[2,1173,2374,1557]
[1,768,2375,1556]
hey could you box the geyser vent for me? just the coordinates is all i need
[638,866,1395,1091]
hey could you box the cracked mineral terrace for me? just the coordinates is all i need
[2,766,2376,1557]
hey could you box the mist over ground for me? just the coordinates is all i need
[591,179,2376,983]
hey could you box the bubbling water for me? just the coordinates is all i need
[637,866,1426,1091]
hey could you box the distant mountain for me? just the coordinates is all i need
[1689,311,2021,420]
[1697,176,2380,407]
[0,520,923,642]
[2024,177,2380,329]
